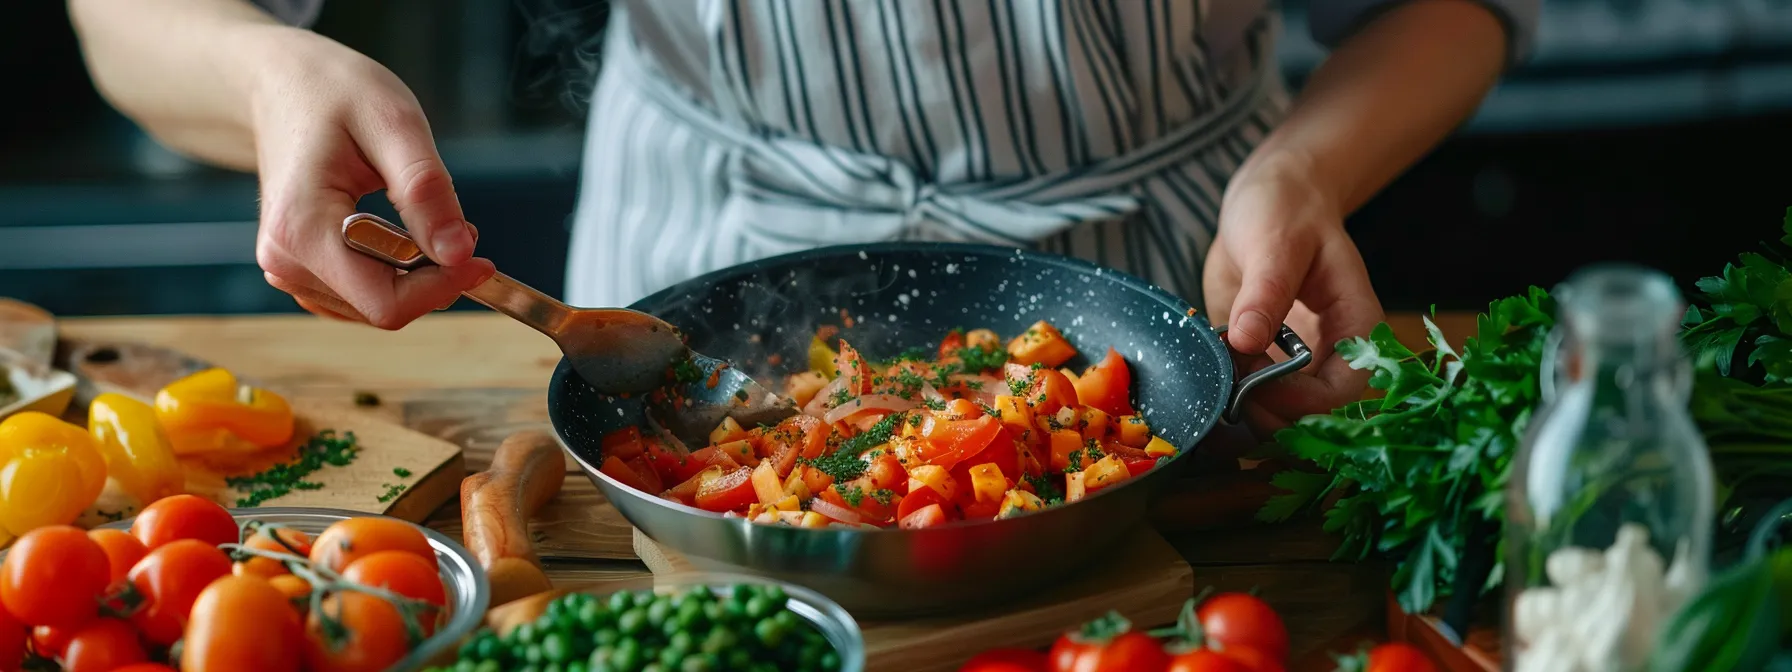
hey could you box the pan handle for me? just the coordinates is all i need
[1216,324,1313,424]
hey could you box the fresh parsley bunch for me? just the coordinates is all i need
[1255,288,1556,614]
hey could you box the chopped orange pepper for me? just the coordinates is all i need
[154,368,296,455]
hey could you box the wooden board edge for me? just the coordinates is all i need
[385,452,468,523]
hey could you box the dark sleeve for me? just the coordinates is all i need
[1307,0,1541,66]
[249,0,324,28]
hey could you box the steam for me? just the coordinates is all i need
[511,0,613,115]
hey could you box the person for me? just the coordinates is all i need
[68,0,1536,431]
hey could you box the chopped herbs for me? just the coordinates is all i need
[670,358,704,385]
[376,482,407,503]
[225,430,363,508]
[954,346,1009,374]
[393,467,413,478]
[828,387,853,407]
[878,347,931,365]
[1065,450,1083,472]
[1082,440,1107,462]
[836,485,865,507]
[838,412,902,457]
[1024,474,1063,502]
[870,489,896,506]
[1008,376,1031,396]
[922,398,946,411]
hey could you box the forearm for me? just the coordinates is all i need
[66,0,288,171]
[1241,0,1510,214]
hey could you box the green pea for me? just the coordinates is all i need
[700,627,737,655]
[544,664,565,672]
[642,665,666,672]
[543,632,572,663]
[749,663,779,672]
[667,630,695,654]
[700,601,726,624]
[754,617,789,649]
[579,600,608,630]
[609,591,635,612]
[819,651,841,672]
[568,663,589,672]
[515,624,539,645]
[613,639,643,671]
[455,660,477,672]
[772,610,798,629]
[688,585,714,601]
[726,650,752,670]
[525,645,545,664]
[618,609,648,636]
[680,653,719,672]
[475,634,502,660]
[589,646,614,667]
[763,586,787,606]
[545,598,566,619]
[661,616,685,638]
[475,661,501,672]
[744,596,773,620]
[593,629,621,646]
[721,600,746,622]
[646,599,674,628]
[516,666,541,672]
[675,600,705,629]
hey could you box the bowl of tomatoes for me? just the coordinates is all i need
[0,495,488,672]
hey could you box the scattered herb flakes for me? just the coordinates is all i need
[838,412,901,456]
[352,391,381,407]
[1024,474,1063,502]
[392,467,413,478]
[226,430,363,508]
[870,488,896,506]
[670,358,704,385]
[376,483,408,503]
[954,346,1009,374]
[836,485,866,507]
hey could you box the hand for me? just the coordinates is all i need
[245,27,494,328]
[1202,153,1385,435]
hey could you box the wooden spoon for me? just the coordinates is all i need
[460,430,564,609]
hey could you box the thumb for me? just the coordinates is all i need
[1226,243,1314,354]
[350,106,476,267]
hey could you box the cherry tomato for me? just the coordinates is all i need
[0,525,109,628]
[1196,593,1289,663]
[1072,348,1136,417]
[127,538,233,645]
[0,602,23,670]
[181,575,302,672]
[87,528,148,587]
[268,574,313,609]
[1212,646,1283,672]
[303,591,411,672]
[1166,648,1253,672]
[234,525,313,579]
[31,625,74,659]
[112,665,181,672]
[60,618,148,672]
[1048,631,1169,672]
[1365,643,1438,672]
[341,550,446,630]
[130,494,239,549]
[960,648,1048,671]
[308,517,436,574]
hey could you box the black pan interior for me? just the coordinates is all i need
[550,243,1235,477]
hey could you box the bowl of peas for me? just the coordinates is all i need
[429,573,864,672]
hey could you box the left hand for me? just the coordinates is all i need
[1203,153,1385,435]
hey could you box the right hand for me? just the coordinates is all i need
[247,28,494,329]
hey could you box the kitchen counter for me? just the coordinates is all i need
[58,310,1480,670]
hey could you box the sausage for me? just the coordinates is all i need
[460,430,563,609]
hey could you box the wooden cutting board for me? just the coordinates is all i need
[52,336,465,524]
[634,527,1195,672]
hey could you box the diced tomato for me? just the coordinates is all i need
[957,428,1020,481]
[1074,347,1137,417]
[864,452,908,494]
[943,398,984,420]
[896,487,947,521]
[1003,363,1079,414]
[624,455,664,493]
[1104,444,1157,477]
[601,427,647,460]
[1122,457,1156,478]
[799,465,835,494]
[764,415,828,476]
[960,498,1001,520]
[695,467,758,513]
[834,340,874,395]
[823,483,896,524]
[938,330,966,360]
[899,504,947,529]
[675,447,741,483]
[599,456,651,492]
[643,438,688,483]
[667,466,723,503]
[845,410,890,432]
[917,415,1003,470]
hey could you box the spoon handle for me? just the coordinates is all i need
[341,213,571,334]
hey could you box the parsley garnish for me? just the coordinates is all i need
[829,387,853,407]
[836,485,865,507]
[1024,474,1063,502]
[376,482,408,503]
[670,358,704,384]
[871,489,896,506]
[392,467,412,478]
[922,398,946,411]
[878,347,931,365]
[226,430,362,508]
[800,413,904,482]
[955,346,1009,374]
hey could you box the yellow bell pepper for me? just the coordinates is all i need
[89,393,184,504]
[154,368,296,455]
[0,411,108,535]
[809,337,839,379]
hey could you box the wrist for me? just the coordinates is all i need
[1226,146,1346,225]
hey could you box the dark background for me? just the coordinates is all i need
[5,1,1792,316]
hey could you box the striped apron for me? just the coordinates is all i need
[564,0,1292,310]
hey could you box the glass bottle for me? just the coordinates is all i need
[1503,264,1716,672]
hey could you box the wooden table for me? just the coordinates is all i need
[58,311,1477,671]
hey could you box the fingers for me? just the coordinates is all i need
[349,103,475,266]
[1226,238,1317,355]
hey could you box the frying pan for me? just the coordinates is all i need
[548,243,1309,617]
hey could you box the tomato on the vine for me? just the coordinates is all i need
[1364,643,1438,672]
[1048,612,1170,672]
[308,517,436,573]
[60,618,148,672]
[130,494,239,549]
[341,550,446,633]
[1195,593,1288,663]
[959,647,1048,672]
[127,538,233,645]
[235,525,313,579]
[181,575,303,672]
[87,528,148,587]
[0,525,109,628]
[303,591,413,672]
[1166,648,1253,672]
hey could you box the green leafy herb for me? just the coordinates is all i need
[1256,289,1556,615]
[377,483,408,503]
[393,467,412,478]
[954,346,1009,374]
[870,488,896,506]
[670,358,704,385]
[877,347,931,365]
[226,430,363,508]
[800,413,904,483]
[835,485,865,507]
[1024,474,1064,502]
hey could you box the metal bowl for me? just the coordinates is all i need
[548,243,1305,617]
[96,507,489,672]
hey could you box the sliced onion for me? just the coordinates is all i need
[800,374,850,418]
[809,498,863,525]
[948,374,1007,407]
[920,382,947,404]
[823,394,917,425]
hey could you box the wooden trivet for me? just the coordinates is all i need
[634,527,1195,672]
